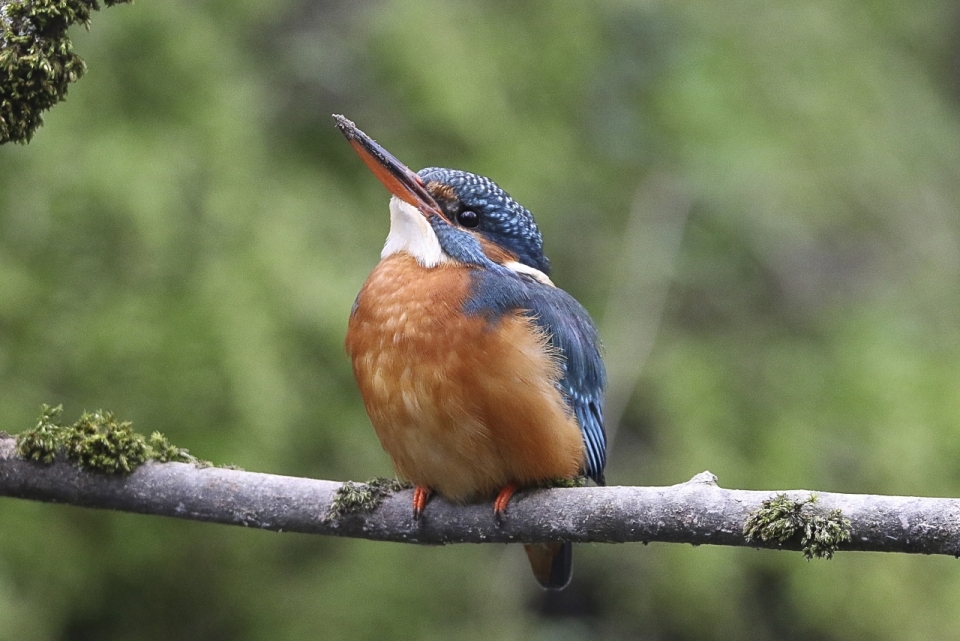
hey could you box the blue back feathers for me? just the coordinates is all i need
[419,167,607,484]
[464,268,608,484]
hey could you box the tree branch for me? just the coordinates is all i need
[1,436,959,557]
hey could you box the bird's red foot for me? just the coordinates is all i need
[493,483,519,526]
[412,486,432,521]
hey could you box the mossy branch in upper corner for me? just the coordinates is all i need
[743,493,852,560]
[15,404,200,474]
[0,0,132,144]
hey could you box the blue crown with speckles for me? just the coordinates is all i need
[418,167,550,274]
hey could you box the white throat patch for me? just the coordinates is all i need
[381,196,449,268]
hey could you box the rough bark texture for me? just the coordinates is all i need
[2,437,959,555]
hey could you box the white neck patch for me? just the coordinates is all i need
[503,261,555,287]
[381,196,449,268]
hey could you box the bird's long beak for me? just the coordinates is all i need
[334,115,444,219]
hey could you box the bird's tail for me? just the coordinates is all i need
[523,541,573,590]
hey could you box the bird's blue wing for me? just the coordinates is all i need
[523,283,607,485]
[464,269,608,484]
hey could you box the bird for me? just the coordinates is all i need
[335,114,606,590]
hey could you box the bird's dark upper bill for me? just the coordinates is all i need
[334,115,444,218]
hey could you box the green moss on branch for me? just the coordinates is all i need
[0,0,131,144]
[744,493,852,560]
[326,477,409,520]
[16,404,198,473]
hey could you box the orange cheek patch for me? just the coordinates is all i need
[478,237,518,265]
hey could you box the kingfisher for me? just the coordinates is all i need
[335,115,606,590]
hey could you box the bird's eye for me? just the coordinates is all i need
[456,208,480,228]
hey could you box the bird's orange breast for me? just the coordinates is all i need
[345,253,585,502]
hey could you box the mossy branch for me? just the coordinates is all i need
[0,0,132,144]
[16,404,200,472]
[743,493,852,559]
[1,424,959,555]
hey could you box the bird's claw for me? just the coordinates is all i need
[412,486,432,521]
[493,483,519,526]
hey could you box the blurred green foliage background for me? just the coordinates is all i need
[3,0,960,638]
